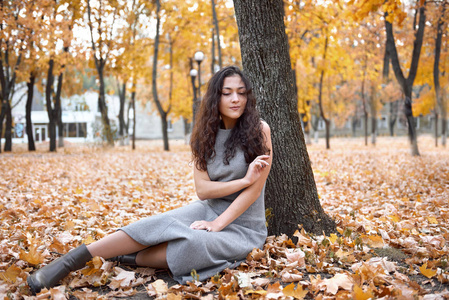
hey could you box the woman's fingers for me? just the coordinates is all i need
[254,155,270,169]
[190,220,211,231]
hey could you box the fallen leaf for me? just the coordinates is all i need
[419,263,437,279]
[283,283,308,299]
[0,265,22,284]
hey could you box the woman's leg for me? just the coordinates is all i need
[87,230,147,258]
[88,231,169,269]
[135,242,168,269]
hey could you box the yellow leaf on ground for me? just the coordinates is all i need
[329,233,338,244]
[0,265,22,283]
[419,263,437,279]
[389,215,400,223]
[283,283,308,299]
[427,217,438,224]
[83,235,96,245]
[81,256,103,276]
[19,244,45,265]
[245,289,267,296]
[352,284,374,300]
[366,235,384,248]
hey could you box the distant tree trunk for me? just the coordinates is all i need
[318,35,330,150]
[0,51,21,153]
[118,81,127,146]
[46,59,57,152]
[211,0,222,69]
[389,100,398,136]
[351,103,359,137]
[351,116,358,137]
[370,83,377,145]
[434,1,447,147]
[57,46,70,149]
[131,80,136,150]
[152,0,170,151]
[183,118,190,144]
[55,65,64,149]
[361,61,368,146]
[26,72,36,151]
[382,31,395,138]
[233,0,336,236]
[385,2,426,156]
[211,28,216,74]
[4,101,12,151]
[57,110,64,147]
[87,0,115,146]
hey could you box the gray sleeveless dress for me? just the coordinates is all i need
[120,128,268,284]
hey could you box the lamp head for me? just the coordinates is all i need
[194,51,205,63]
[190,68,198,78]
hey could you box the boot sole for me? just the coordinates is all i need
[27,275,42,295]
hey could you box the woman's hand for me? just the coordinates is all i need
[190,220,221,232]
[244,155,270,186]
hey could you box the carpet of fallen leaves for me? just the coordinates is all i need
[1,136,448,299]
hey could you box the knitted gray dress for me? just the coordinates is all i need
[120,128,268,284]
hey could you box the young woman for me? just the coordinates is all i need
[27,66,272,294]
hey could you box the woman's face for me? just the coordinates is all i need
[218,75,247,129]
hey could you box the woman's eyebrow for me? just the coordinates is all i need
[222,86,246,90]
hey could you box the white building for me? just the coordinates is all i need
[8,86,186,145]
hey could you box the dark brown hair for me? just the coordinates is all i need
[190,66,269,171]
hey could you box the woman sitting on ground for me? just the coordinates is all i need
[27,65,272,294]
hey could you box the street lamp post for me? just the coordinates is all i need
[190,68,198,127]
[194,51,205,101]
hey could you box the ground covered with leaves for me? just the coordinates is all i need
[1,136,448,299]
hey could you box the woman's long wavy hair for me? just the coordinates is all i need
[190,66,269,171]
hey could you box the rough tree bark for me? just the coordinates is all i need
[233,0,336,236]
[385,2,427,156]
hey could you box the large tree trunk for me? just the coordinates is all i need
[233,0,336,236]
[152,0,170,151]
[26,72,36,151]
[385,2,426,156]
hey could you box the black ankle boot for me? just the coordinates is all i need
[107,252,138,266]
[27,244,92,295]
